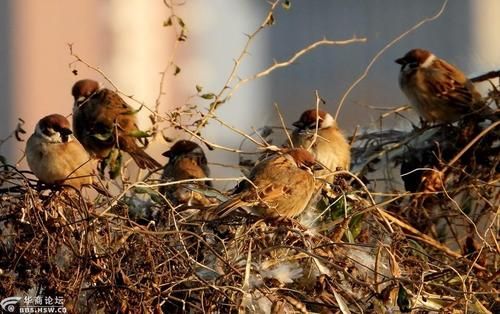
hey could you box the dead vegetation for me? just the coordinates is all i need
[1,0,499,313]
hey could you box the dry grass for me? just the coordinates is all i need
[1,1,499,312]
[0,97,498,313]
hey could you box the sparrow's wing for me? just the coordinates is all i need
[100,89,133,112]
[172,158,210,183]
[426,60,482,111]
[76,92,116,148]
[99,90,160,169]
[242,155,296,203]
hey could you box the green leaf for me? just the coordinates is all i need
[92,132,113,141]
[128,130,152,138]
[108,149,123,179]
[201,93,216,100]
[397,283,412,312]
[133,187,153,194]
[345,229,355,244]
[348,213,364,240]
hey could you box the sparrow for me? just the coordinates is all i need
[396,48,488,123]
[290,109,350,182]
[161,140,214,206]
[215,148,316,219]
[26,114,107,194]
[71,79,160,170]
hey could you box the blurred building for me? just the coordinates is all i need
[0,0,499,185]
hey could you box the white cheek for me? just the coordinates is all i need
[420,54,436,68]
[321,113,335,128]
[47,132,63,143]
[36,125,63,143]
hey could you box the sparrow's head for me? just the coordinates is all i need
[35,114,73,143]
[293,109,336,130]
[163,140,206,161]
[286,148,317,171]
[72,79,100,105]
[395,48,436,73]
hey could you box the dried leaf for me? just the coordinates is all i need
[282,0,292,10]
[173,65,181,76]
[163,17,173,27]
[333,290,351,314]
[176,16,185,28]
[265,12,275,26]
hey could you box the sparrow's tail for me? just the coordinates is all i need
[211,196,249,219]
[130,149,161,170]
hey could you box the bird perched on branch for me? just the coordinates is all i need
[396,48,492,123]
[290,109,350,182]
[71,79,160,173]
[26,114,108,195]
[161,140,214,206]
[215,148,316,219]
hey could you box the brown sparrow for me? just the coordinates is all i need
[216,148,316,219]
[161,140,213,206]
[71,79,160,170]
[26,114,107,194]
[290,109,350,182]
[396,48,486,123]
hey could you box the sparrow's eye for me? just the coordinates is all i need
[307,122,317,129]
[408,62,419,69]
[43,127,55,136]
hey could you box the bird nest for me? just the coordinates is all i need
[0,96,498,313]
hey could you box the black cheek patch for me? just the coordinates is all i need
[307,122,317,130]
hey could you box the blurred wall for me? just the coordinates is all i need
[0,1,499,182]
[7,0,106,161]
[0,1,11,155]
[265,0,499,129]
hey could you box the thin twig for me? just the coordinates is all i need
[334,0,449,120]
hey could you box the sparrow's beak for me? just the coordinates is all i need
[292,121,304,129]
[395,57,405,65]
[162,150,172,158]
[60,127,73,136]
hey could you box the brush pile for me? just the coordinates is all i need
[0,84,498,313]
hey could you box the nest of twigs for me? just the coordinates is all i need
[1,88,499,313]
